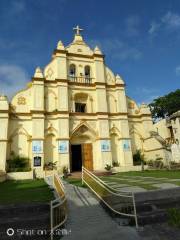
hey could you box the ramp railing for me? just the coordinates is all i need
[50,174,68,240]
[82,167,138,228]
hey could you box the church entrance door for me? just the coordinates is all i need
[71,143,93,172]
[82,143,93,171]
[71,144,82,172]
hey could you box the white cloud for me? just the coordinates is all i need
[148,22,161,35]
[175,65,180,76]
[12,1,25,12]
[125,15,140,36]
[162,11,180,29]
[134,87,159,104]
[142,95,159,104]
[88,38,142,61]
[149,11,180,35]
[0,64,29,99]
[3,0,26,17]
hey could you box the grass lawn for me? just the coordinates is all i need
[65,170,180,192]
[116,170,180,179]
[0,179,54,204]
[100,170,180,191]
[100,176,158,190]
[65,178,86,188]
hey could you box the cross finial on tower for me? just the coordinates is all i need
[73,25,83,35]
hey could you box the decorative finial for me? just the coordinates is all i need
[57,40,65,50]
[0,94,8,101]
[116,74,125,84]
[94,46,102,55]
[73,25,83,35]
[34,67,44,78]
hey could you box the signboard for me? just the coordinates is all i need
[32,141,43,154]
[101,140,111,152]
[34,156,41,167]
[123,140,131,151]
[58,141,69,153]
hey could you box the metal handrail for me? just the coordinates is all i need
[50,174,68,240]
[83,167,133,197]
[82,167,138,228]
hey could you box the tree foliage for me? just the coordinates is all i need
[149,89,180,120]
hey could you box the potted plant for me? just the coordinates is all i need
[63,166,69,178]
[104,164,112,175]
[44,161,57,171]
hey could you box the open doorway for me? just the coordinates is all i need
[71,144,82,172]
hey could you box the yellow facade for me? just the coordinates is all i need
[0,27,170,176]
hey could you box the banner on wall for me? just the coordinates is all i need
[101,140,111,152]
[58,141,69,153]
[122,139,131,151]
[32,140,43,154]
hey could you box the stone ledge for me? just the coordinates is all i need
[7,171,33,180]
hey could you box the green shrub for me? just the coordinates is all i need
[147,158,164,169]
[105,164,112,171]
[112,161,119,167]
[147,159,154,167]
[154,159,164,169]
[7,152,31,172]
[167,208,180,228]
[44,161,57,170]
[62,166,69,178]
[133,150,146,166]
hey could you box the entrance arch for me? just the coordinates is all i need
[70,123,97,172]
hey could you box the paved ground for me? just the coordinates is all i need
[61,181,180,240]
[102,175,180,192]
[62,182,142,240]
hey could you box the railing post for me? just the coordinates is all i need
[132,193,138,229]
[82,167,84,186]
[50,201,53,240]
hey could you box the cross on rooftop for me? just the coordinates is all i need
[73,25,83,35]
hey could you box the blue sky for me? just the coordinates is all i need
[0,0,179,104]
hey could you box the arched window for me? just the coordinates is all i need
[84,66,90,78]
[74,93,88,113]
[84,66,91,84]
[69,64,76,78]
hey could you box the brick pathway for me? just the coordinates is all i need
[62,182,141,240]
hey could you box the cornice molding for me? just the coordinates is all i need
[0,110,9,114]
[53,49,68,55]
[53,49,105,60]
[32,77,45,82]
[128,114,152,118]
[144,147,165,152]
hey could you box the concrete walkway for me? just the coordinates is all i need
[62,182,142,240]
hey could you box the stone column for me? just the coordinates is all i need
[115,76,133,167]
[31,69,45,177]
[0,96,9,172]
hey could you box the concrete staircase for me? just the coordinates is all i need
[136,197,180,225]
[104,189,180,226]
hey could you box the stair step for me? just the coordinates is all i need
[0,212,50,230]
[138,210,168,225]
[0,203,49,217]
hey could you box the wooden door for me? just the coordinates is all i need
[82,143,93,171]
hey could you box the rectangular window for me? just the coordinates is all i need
[75,103,86,113]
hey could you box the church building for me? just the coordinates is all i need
[0,26,169,177]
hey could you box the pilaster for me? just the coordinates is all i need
[0,96,9,172]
